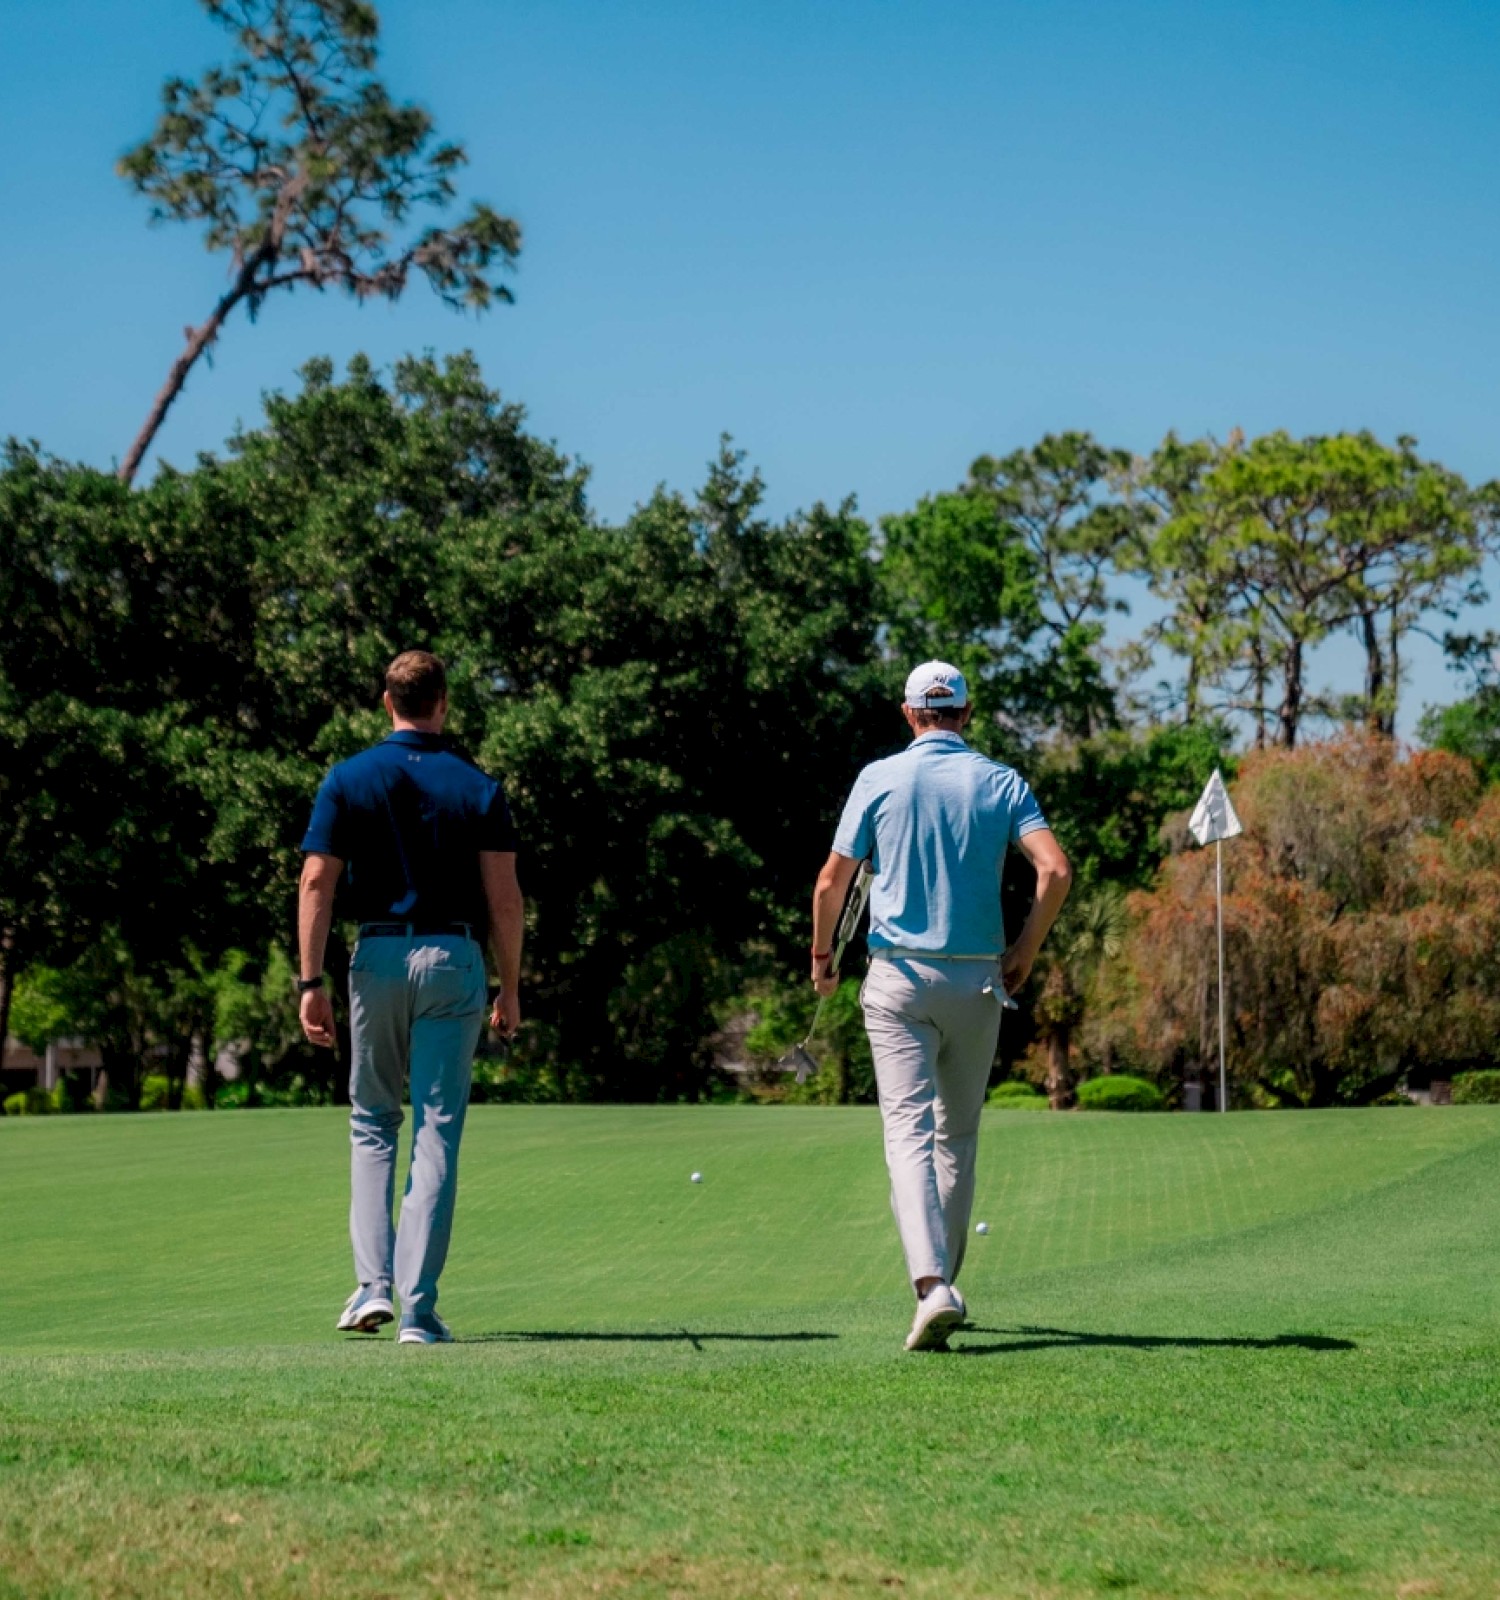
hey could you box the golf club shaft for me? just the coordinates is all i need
[798,993,829,1053]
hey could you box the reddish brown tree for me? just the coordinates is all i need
[1120,736,1496,1106]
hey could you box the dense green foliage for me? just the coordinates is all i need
[2,355,889,1104]
[2,1106,1498,1595]
[3,351,1497,1105]
[1075,1073,1166,1111]
[1420,631,1500,786]
[1453,1070,1500,1105]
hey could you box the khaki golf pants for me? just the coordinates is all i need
[862,954,1005,1289]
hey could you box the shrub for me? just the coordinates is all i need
[139,1074,172,1111]
[256,1073,326,1107]
[1452,1070,1500,1105]
[211,1074,328,1110]
[50,1079,80,1113]
[1369,1090,1416,1107]
[3,1088,53,1116]
[181,1084,209,1111]
[1076,1074,1164,1112]
[988,1079,1048,1110]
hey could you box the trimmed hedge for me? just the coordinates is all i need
[1452,1070,1500,1105]
[139,1074,172,1111]
[1076,1074,1164,1113]
[2,1088,53,1117]
[988,1080,1047,1110]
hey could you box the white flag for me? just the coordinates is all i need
[1189,769,1243,847]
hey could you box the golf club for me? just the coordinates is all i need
[780,860,875,1083]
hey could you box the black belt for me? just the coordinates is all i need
[358,921,479,940]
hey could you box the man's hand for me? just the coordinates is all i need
[812,959,840,999]
[300,987,336,1049]
[481,851,524,1044]
[1000,943,1034,996]
[490,988,521,1040]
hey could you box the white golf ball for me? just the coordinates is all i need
[690,1171,703,1184]
[976,1221,990,1235]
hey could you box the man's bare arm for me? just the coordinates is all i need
[298,852,344,1047]
[481,850,524,1037]
[1001,829,1072,995]
[811,851,861,996]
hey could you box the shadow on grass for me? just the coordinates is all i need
[456,1329,840,1351]
[953,1325,1355,1356]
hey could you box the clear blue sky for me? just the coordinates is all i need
[3,0,1497,728]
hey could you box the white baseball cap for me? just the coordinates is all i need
[903,660,969,709]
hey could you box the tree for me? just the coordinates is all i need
[1032,883,1128,1108]
[0,447,235,1082]
[173,369,887,1100]
[966,432,1140,741]
[116,0,519,482]
[1141,432,1486,747]
[879,432,1138,756]
[1420,631,1500,787]
[1133,432,1250,726]
[877,488,1042,752]
[1119,737,1490,1105]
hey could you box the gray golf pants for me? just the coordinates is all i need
[862,955,1005,1289]
[348,931,487,1317]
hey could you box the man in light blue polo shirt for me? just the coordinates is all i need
[811,661,1072,1351]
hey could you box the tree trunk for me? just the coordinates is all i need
[1046,1025,1072,1110]
[0,928,14,1071]
[1277,641,1303,748]
[118,282,249,485]
[186,1028,214,1108]
[94,1045,143,1111]
[1360,609,1385,732]
[1251,637,1268,750]
[1384,606,1401,737]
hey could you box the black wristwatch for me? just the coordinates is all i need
[296,975,326,995]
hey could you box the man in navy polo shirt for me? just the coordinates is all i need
[298,650,524,1345]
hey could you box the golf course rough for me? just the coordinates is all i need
[2,1104,1498,1599]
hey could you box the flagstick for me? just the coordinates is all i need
[1216,837,1227,1113]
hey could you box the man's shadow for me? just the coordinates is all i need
[456,1329,839,1351]
[952,1325,1354,1356]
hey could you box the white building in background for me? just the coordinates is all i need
[1,1036,102,1094]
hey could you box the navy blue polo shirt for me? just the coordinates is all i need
[300,731,519,930]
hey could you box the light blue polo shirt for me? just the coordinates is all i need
[832,731,1048,955]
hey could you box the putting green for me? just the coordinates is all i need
[3,1105,1499,1597]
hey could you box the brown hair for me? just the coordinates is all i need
[909,706,969,731]
[385,650,447,719]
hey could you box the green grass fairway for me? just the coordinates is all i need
[4,1106,1499,1598]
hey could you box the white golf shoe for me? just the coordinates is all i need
[398,1310,454,1345]
[336,1284,394,1334]
[905,1283,964,1352]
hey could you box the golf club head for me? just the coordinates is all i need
[778,1044,820,1084]
[983,981,1020,1013]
